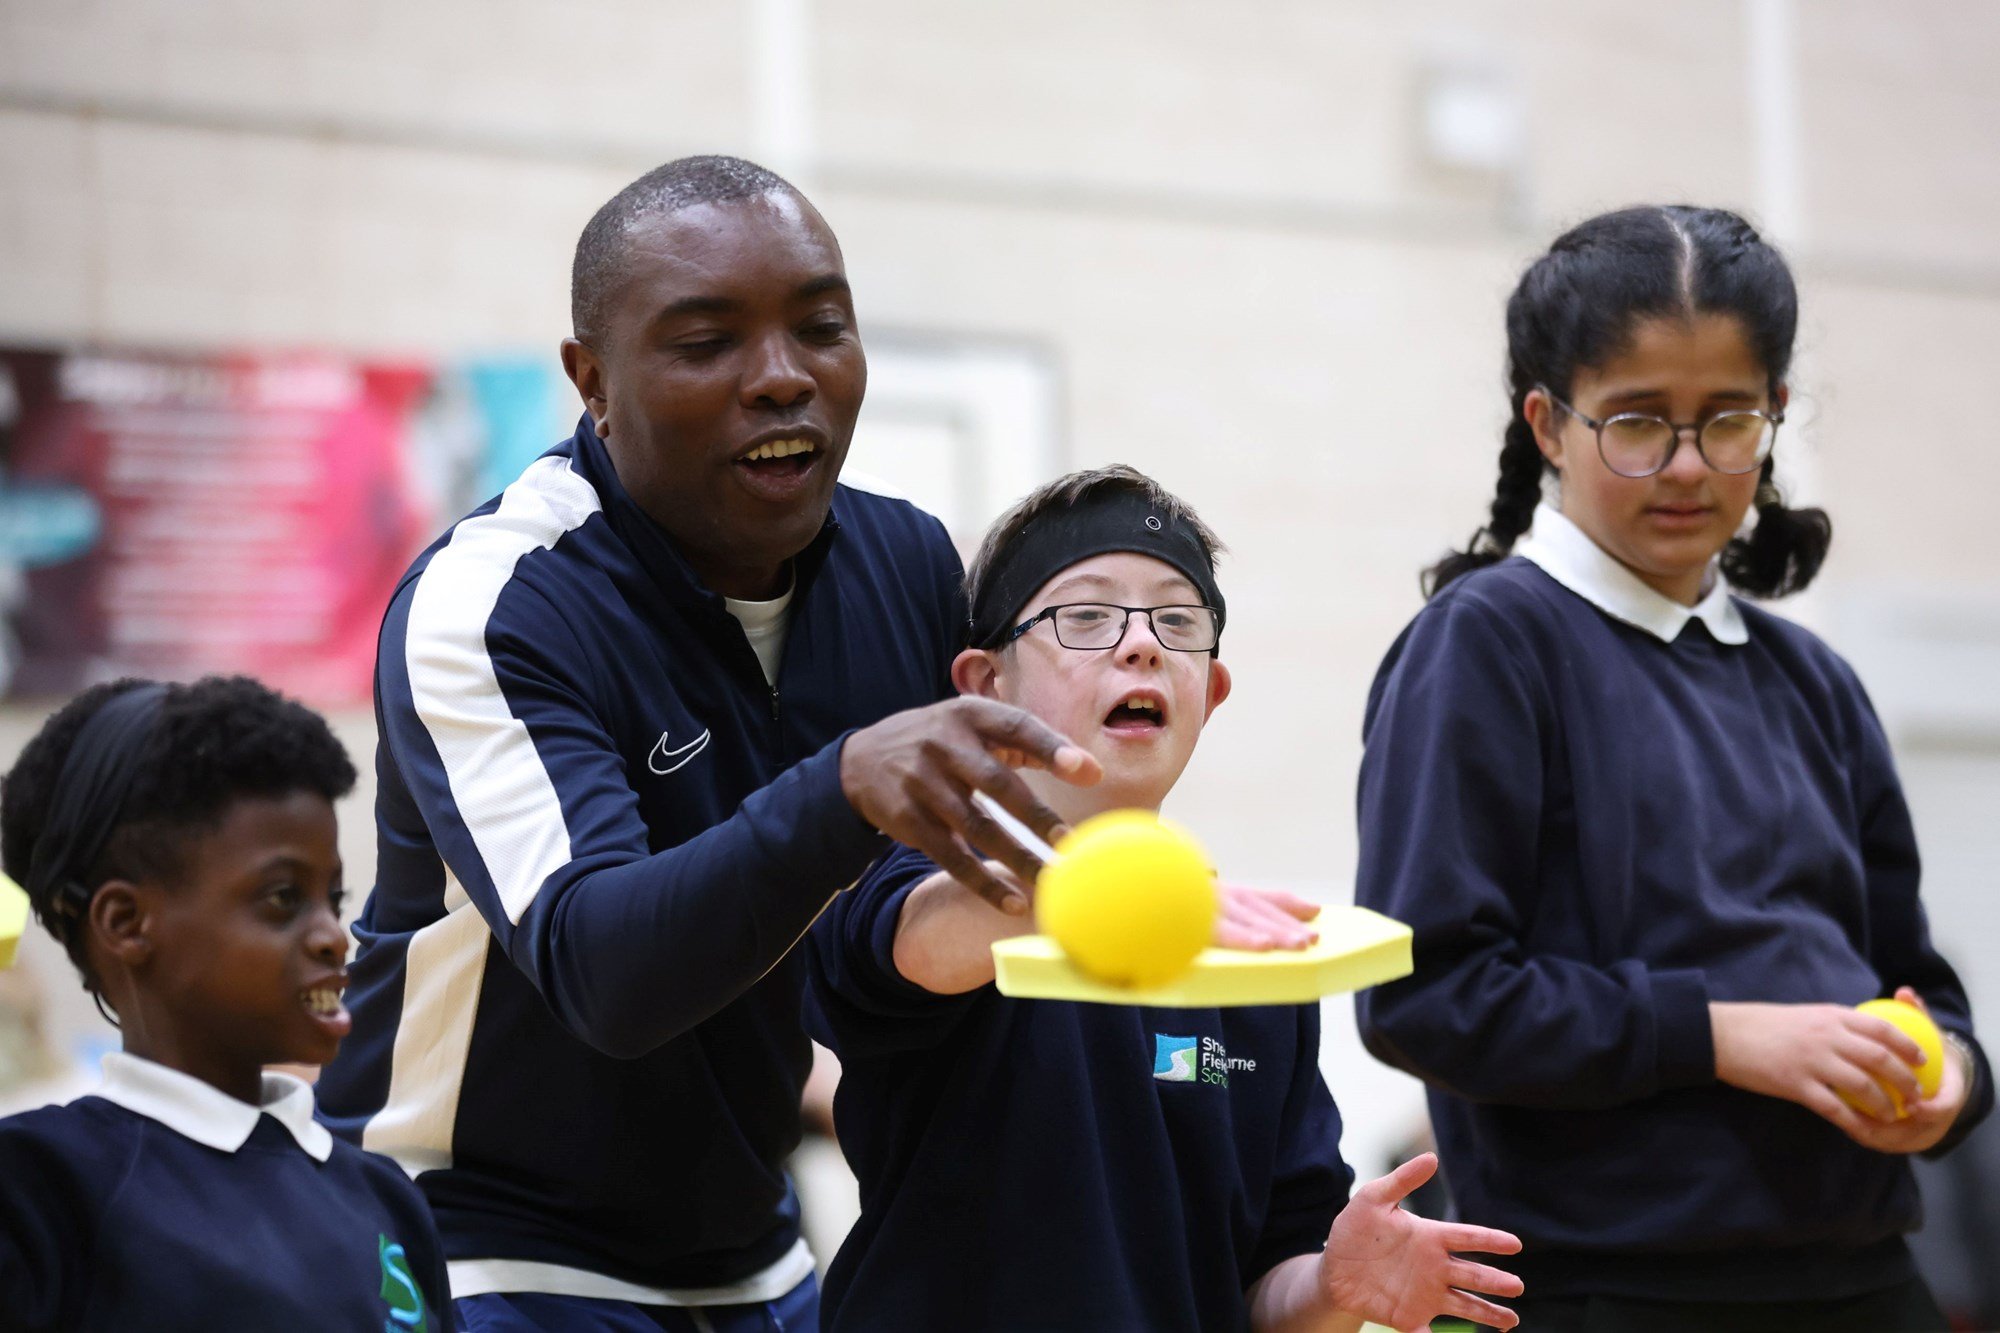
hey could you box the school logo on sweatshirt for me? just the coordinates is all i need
[1154,1033,1256,1087]
[1154,1034,1199,1082]
[378,1235,428,1332]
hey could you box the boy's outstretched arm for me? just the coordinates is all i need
[893,864,1034,994]
[893,871,1325,995]
[1246,1154,1523,1333]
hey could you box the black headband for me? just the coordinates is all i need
[969,488,1225,649]
[26,683,170,945]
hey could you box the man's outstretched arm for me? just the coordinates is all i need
[382,584,1096,1059]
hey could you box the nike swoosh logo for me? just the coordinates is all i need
[648,729,711,775]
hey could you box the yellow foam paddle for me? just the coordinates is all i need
[0,871,28,969]
[993,905,1413,1008]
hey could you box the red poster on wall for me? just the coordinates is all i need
[0,348,435,705]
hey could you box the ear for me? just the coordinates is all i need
[1202,659,1232,720]
[950,648,1003,700]
[1774,383,1790,416]
[88,880,154,971]
[560,338,610,438]
[1523,387,1567,470]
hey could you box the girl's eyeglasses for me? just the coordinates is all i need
[1538,385,1782,478]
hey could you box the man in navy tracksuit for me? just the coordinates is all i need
[316,154,1097,1332]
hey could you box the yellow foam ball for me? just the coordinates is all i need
[1844,998,1945,1118]
[1036,810,1218,989]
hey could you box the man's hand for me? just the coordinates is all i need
[1319,1154,1523,1332]
[1711,996,1941,1144]
[1215,885,1321,951]
[841,698,1099,914]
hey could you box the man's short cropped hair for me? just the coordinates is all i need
[570,154,802,347]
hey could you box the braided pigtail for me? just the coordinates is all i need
[1424,405,1546,596]
[1719,458,1832,597]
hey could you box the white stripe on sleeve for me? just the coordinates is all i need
[404,454,602,925]
[361,871,489,1176]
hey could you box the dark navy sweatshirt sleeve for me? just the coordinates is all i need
[805,842,988,1058]
[1837,660,1994,1150]
[1247,1004,1351,1286]
[0,1114,110,1331]
[1353,593,1716,1108]
[379,570,885,1061]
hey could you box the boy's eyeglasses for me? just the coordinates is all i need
[1538,384,1782,478]
[1005,603,1223,653]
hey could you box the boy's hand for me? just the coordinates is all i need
[842,699,1100,914]
[1711,999,1932,1137]
[1215,885,1320,951]
[1319,1153,1522,1332]
[1832,989,1972,1155]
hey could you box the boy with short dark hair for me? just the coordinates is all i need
[0,676,450,1332]
[805,466,1525,1332]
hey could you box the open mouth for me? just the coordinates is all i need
[301,981,351,1037]
[734,436,822,483]
[1103,691,1167,733]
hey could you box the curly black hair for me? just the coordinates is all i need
[0,675,357,991]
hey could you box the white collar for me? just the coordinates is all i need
[1515,503,1748,646]
[92,1050,334,1162]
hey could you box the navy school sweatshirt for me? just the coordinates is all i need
[0,1053,450,1332]
[1354,553,1992,1303]
[805,842,1354,1332]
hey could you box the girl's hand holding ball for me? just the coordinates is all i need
[1712,987,1970,1153]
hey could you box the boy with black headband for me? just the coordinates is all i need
[0,676,450,1332]
[804,466,1525,1332]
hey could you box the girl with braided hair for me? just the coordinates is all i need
[1355,205,1990,1331]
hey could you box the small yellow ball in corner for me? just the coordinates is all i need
[1843,997,1945,1118]
[1036,810,1218,990]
